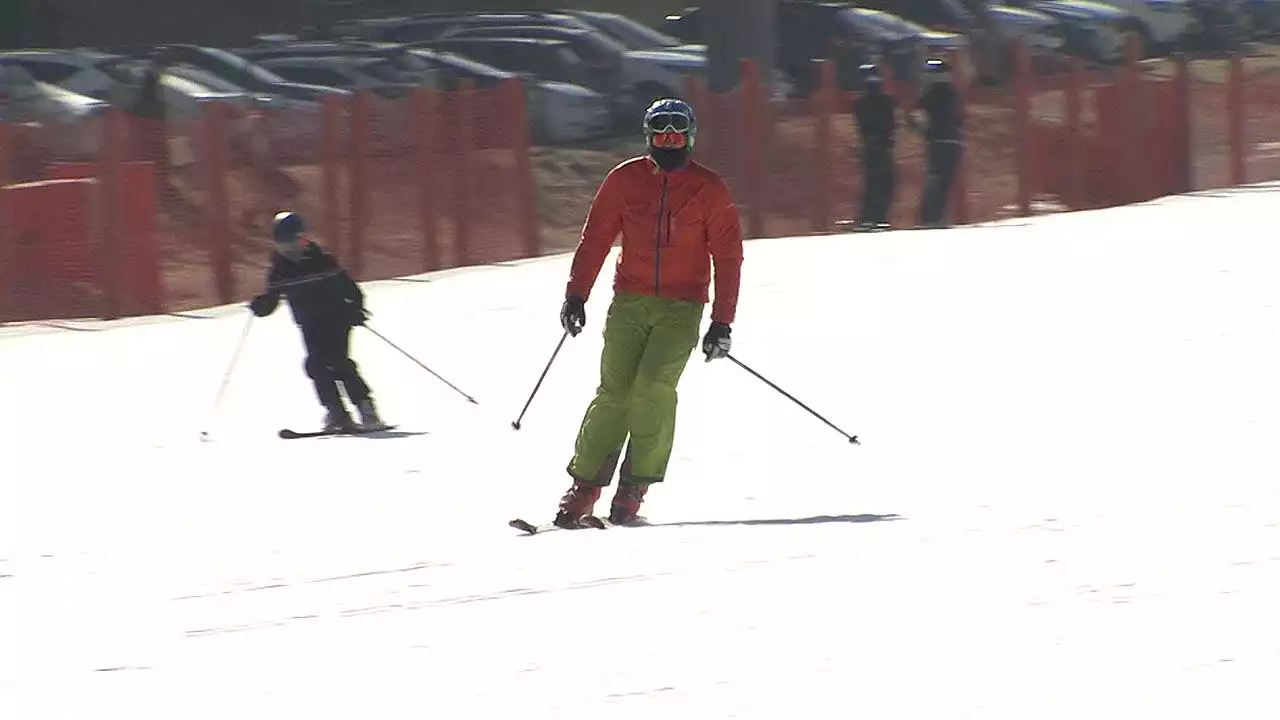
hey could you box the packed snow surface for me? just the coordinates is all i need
[4,184,1280,718]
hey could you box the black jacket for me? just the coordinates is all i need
[252,244,364,328]
[917,82,963,143]
[854,90,896,149]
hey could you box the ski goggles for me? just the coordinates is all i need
[645,111,692,134]
[649,131,688,149]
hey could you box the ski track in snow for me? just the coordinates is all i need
[4,184,1280,718]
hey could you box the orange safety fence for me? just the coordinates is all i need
[4,37,1280,323]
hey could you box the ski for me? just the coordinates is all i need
[279,424,398,439]
[509,516,607,534]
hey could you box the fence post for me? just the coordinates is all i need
[950,47,970,225]
[1228,52,1245,186]
[100,107,124,318]
[1173,54,1192,193]
[202,102,233,305]
[0,123,9,317]
[1014,39,1032,217]
[507,79,542,260]
[685,75,711,165]
[1066,56,1085,208]
[453,79,476,267]
[810,58,835,232]
[739,59,766,238]
[1123,32,1143,203]
[348,89,372,280]
[321,93,343,262]
[410,87,440,272]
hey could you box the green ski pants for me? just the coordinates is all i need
[567,293,705,487]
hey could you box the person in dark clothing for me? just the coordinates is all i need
[852,63,896,231]
[249,211,386,432]
[907,57,964,228]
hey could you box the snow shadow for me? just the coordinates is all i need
[643,513,903,529]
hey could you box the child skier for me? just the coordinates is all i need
[249,210,386,433]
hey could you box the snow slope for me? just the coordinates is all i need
[3,184,1280,719]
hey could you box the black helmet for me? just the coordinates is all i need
[272,211,305,244]
[858,62,883,88]
[923,57,951,82]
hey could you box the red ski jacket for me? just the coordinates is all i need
[565,156,744,324]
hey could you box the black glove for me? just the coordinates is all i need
[702,321,731,362]
[344,298,368,326]
[248,294,275,317]
[560,295,585,337]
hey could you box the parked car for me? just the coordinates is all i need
[112,58,258,120]
[844,7,975,77]
[999,0,1133,63]
[409,46,613,144]
[834,0,983,34]
[0,49,251,121]
[412,40,613,143]
[434,25,631,115]
[1096,0,1200,54]
[1242,0,1280,38]
[1186,0,1250,49]
[0,49,138,103]
[0,58,105,162]
[340,12,593,44]
[142,45,347,163]
[253,56,425,100]
[235,40,440,89]
[438,23,742,120]
[143,45,352,106]
[985,5,1071,73]
[553,9,709,55]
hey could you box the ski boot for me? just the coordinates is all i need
[609,483,649,525]
[323,404,357,434]
[553,480,602,529]
[355,398,388,430]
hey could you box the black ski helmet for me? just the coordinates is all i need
[923,57,951,83]
[858,62,883,90]
[272,211,305,244]
[643,98,696,171]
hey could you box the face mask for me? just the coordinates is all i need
[649,146,690,171]
[276,240,305,262]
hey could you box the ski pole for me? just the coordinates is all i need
[363,325,478,404]
[511,330,569,430]
[726,354,859,444]
[200,311,254,440]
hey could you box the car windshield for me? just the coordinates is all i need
[202,47,289,84]
[553,46,591,86]
[168,65,248,92]
[380,50,433,74]
[410,48,506,79]
[360,59,419,83]
[578,11,682,49]
[846,9,927,36]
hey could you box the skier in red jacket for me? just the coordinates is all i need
[553,97,744,527]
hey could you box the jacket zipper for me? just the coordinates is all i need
[654,175,668,296]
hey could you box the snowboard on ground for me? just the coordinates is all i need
[279,424,397,439]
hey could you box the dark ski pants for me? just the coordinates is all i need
[301,321,371,410]
[920,140,961,226]
[859,146,895,225]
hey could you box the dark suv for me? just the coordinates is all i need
[665,0,922,91]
